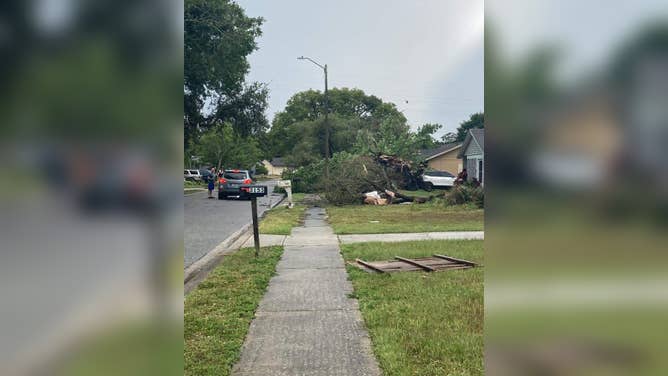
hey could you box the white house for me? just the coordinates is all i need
[457,128,484,185]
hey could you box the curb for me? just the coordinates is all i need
[184,193,286,292]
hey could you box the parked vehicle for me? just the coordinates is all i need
[199,169,214,183]
[218,169,252,199]
[184,169,202,182]
[421,170,455,190]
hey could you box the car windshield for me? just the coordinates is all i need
[224,172,247,180]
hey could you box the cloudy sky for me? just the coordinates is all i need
[236,0,483,137]
[487,0,668,83]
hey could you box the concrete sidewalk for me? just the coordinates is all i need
[338,230,484,244]
[232,207,381,376]
[240,230,484,248]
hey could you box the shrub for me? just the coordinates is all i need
[445,184,484,208]
[254,163,268,175]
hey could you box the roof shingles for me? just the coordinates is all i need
[419,142,462,160]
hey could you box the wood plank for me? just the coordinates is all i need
[394,256,436,272]
[355,259,386,273]
[433,254,478,267]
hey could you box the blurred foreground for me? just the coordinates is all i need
[486,1,668,375]
[0,1,183,375]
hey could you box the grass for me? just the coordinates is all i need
[58,321,182,376]
[184,180,205,188]
[288,192,306,203]
[327,203,483,234]
[259,204,307,235]
[486,310,668,375]
[184,246,283,376]
[398,189,442,199]
[341,240,484,376]
[184,180,206,194]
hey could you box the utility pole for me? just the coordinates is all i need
[298,56,330,183]
[324,64,330,175]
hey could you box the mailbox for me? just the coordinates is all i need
[241,185,268,198]
[277,180,292,188]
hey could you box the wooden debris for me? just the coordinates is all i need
[433,254,478,267]
[394,256,436,272]
[354,254,479,273]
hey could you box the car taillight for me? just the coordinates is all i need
[243,178,251,184]
[219,178,227,184]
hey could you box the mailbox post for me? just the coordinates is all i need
[241,185,268,257]
[277,180,293,208]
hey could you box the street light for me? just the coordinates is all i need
[297,56,330,180]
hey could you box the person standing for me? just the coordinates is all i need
[207,171,215,199]
[456,168,468,185]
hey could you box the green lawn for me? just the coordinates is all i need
[259,204,307,235]
[327,204,483,234]
[486,310,668,375]
[341,240,483,376]
[58,322,182,376]
[184,246,283,376]
[258,192,307,235]
[288,192,306,203]
[184,180,206,195]
[184,180,205,188]
[398,189,442,199]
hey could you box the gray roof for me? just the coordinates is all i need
[419,142,462,160]
[457,128,484,158]
[270,157,291,167]
[471,128,484,148]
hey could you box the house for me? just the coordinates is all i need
[262,157,292,176]
[419,142,463,175]
[458,128,484,184]
[532,92,622,189]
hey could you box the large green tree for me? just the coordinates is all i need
[454,112,484,142]
[414,123,443,149]
[268,88,407,161]
[184,0,266,146]
[194,122,261,170]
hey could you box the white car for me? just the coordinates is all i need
[421,170,455,190]
[184,169,202,182]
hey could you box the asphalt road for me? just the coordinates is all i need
[184,180,282,268]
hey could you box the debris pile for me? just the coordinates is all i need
[322,153,433,205]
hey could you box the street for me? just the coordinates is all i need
[184,180,282,268]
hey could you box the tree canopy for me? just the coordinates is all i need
[268,88,414,163]
[194,122,261,170]
[453,112,484,142]
[184,0,267,146]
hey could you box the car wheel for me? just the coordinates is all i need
[424,182,434,191]
[218,193,227,200]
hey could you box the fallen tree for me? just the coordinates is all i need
[373,153,425,191]
[321,153,433,205]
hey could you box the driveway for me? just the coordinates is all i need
[184,180,283,268]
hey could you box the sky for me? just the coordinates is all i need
[486,0,668,82]
[236,0,484,137]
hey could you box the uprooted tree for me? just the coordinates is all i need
[282,152,430,205]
